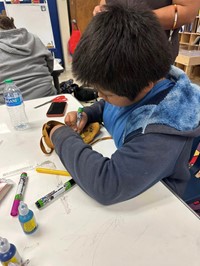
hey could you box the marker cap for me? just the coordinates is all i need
[0,238,10,253]
[18,201,29,216]
[35,199,44,209]
[10,199,20,216]
[77,107,83,113]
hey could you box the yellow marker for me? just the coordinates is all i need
[35,168,70,176]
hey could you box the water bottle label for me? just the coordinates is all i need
[5,96,23,106]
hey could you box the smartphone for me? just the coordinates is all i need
[46,102,67,117]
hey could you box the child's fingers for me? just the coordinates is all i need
[77,114,88,133]
[77,120,86,133]
[64,111,77,127]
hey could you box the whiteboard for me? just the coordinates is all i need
[3,1,55,48]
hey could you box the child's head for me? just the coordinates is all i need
[72,3,172,101]
[0,15,16,30]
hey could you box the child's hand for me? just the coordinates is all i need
[93,1,106,16]
[65,111,88,133]
[93,5,102,16]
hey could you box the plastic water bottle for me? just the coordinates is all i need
[0,237,22,266]
[3,79,29,130]
[18,202,38,234]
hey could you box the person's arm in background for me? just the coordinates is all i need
[94,0,200,30]
[154,0,200,30]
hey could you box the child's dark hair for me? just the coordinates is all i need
[72,3,172,100]
[0,15,16,30]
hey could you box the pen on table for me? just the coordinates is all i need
[77,107,83,127]
[10,172,28,217]
[35,179,76,209]
[35,167,70,176]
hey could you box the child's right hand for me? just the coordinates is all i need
[64,111,88,133]
[93,0,106,16]
[93,5,102,16]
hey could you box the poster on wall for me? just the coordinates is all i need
[3,0,55,48]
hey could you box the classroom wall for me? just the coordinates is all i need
[0,1,4,12]
[48,0,63,63]
[56,0,71,71]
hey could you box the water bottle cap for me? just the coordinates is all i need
[4,79,13,84]
[0,237,10,253]
[18,201,29,216]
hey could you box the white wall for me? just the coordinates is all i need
[56,0,71,71]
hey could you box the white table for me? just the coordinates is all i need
[0,95,200,266]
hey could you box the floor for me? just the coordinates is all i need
[59,69,98,106]
[59,69,74,83]
[191,76,200,86]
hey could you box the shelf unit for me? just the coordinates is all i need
[179,32,200,51]
[175,14,200,77]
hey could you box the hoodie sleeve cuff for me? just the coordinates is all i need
[51,125,82,152]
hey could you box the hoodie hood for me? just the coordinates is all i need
[0,28,35,56]
[124,66,200,140]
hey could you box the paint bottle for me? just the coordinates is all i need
[18,201,38,234]
[0,237,22,266]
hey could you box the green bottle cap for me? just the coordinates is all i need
[4,79,13,84]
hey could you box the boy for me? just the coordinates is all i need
[50,3,200,205]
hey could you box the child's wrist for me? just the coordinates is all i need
[50,125,64,140]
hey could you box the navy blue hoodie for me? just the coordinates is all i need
[52,66,200,205]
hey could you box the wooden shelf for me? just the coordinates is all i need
[175,13,200,77]
[179,32,200,50]
[175,48,200,76]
